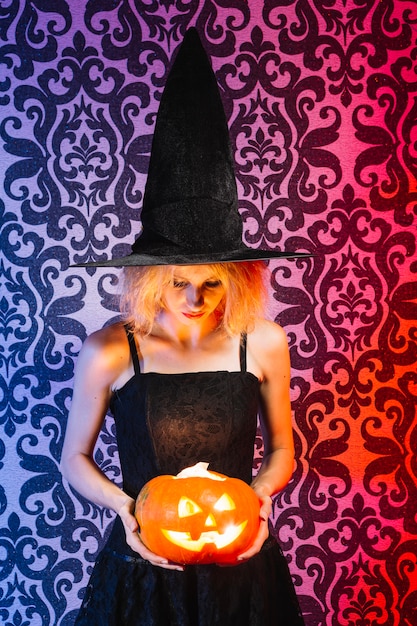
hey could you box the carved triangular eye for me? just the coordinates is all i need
[214,493,236,511]
[178,496,203,518]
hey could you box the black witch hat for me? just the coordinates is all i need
[76,28,309,267]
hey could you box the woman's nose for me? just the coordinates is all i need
[187,287,204,307]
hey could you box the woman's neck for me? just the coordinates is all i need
[153,310,223,349]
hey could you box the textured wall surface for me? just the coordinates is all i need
[1,2,416,625]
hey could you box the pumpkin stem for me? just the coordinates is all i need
[175,462,226,481]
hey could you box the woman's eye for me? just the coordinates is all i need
[173,280,187,288]
[205,280,222,289]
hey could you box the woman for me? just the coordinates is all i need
[63,27,307,623]
[61,261,305,624]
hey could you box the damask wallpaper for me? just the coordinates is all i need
[1,1,416,625]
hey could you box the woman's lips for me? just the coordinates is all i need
[183,311,204,319]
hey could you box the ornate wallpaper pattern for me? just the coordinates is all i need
[1,1,416,624]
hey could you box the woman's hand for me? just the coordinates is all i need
[117,498,184,571]
[235,492,272,562]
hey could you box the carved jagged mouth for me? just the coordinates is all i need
[161,521,247,552]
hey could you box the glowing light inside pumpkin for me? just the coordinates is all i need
[162,483,245,552]
[214,493,236,511]
[178,496,202,517]
[178,493,236,518]
[162,521,248,552]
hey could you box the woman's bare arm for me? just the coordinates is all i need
[60,324,183,570]
[238,320,295,560]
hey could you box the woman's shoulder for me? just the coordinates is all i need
[249,319,288,352]
[77,321,130,376]
[85,320,128,348]
[246,320,289,379]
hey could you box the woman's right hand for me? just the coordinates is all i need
[117,498,184,571]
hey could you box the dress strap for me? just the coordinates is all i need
[239,333,247,373]
[125,326,141,375]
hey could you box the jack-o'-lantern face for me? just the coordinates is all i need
[135,463,261,565]
[162,492,248,552]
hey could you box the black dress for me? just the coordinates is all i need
[75,331,305,626]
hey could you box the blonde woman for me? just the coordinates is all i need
[61,261,304,624]
[62,27,307,625]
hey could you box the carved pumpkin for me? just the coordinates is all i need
[135,462,261,564]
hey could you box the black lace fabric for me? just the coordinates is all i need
[145,371,259,480]
[76,537,304,625]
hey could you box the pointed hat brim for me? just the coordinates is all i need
[72,248,311,268]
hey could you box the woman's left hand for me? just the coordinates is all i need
[235,493,272,562]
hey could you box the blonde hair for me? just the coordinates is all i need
[120,261,268,336]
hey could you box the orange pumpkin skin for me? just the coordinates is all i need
[135,466,261,565]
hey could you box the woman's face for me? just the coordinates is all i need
[161,265,226,326]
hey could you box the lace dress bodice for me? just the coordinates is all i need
[109,331,260,499]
